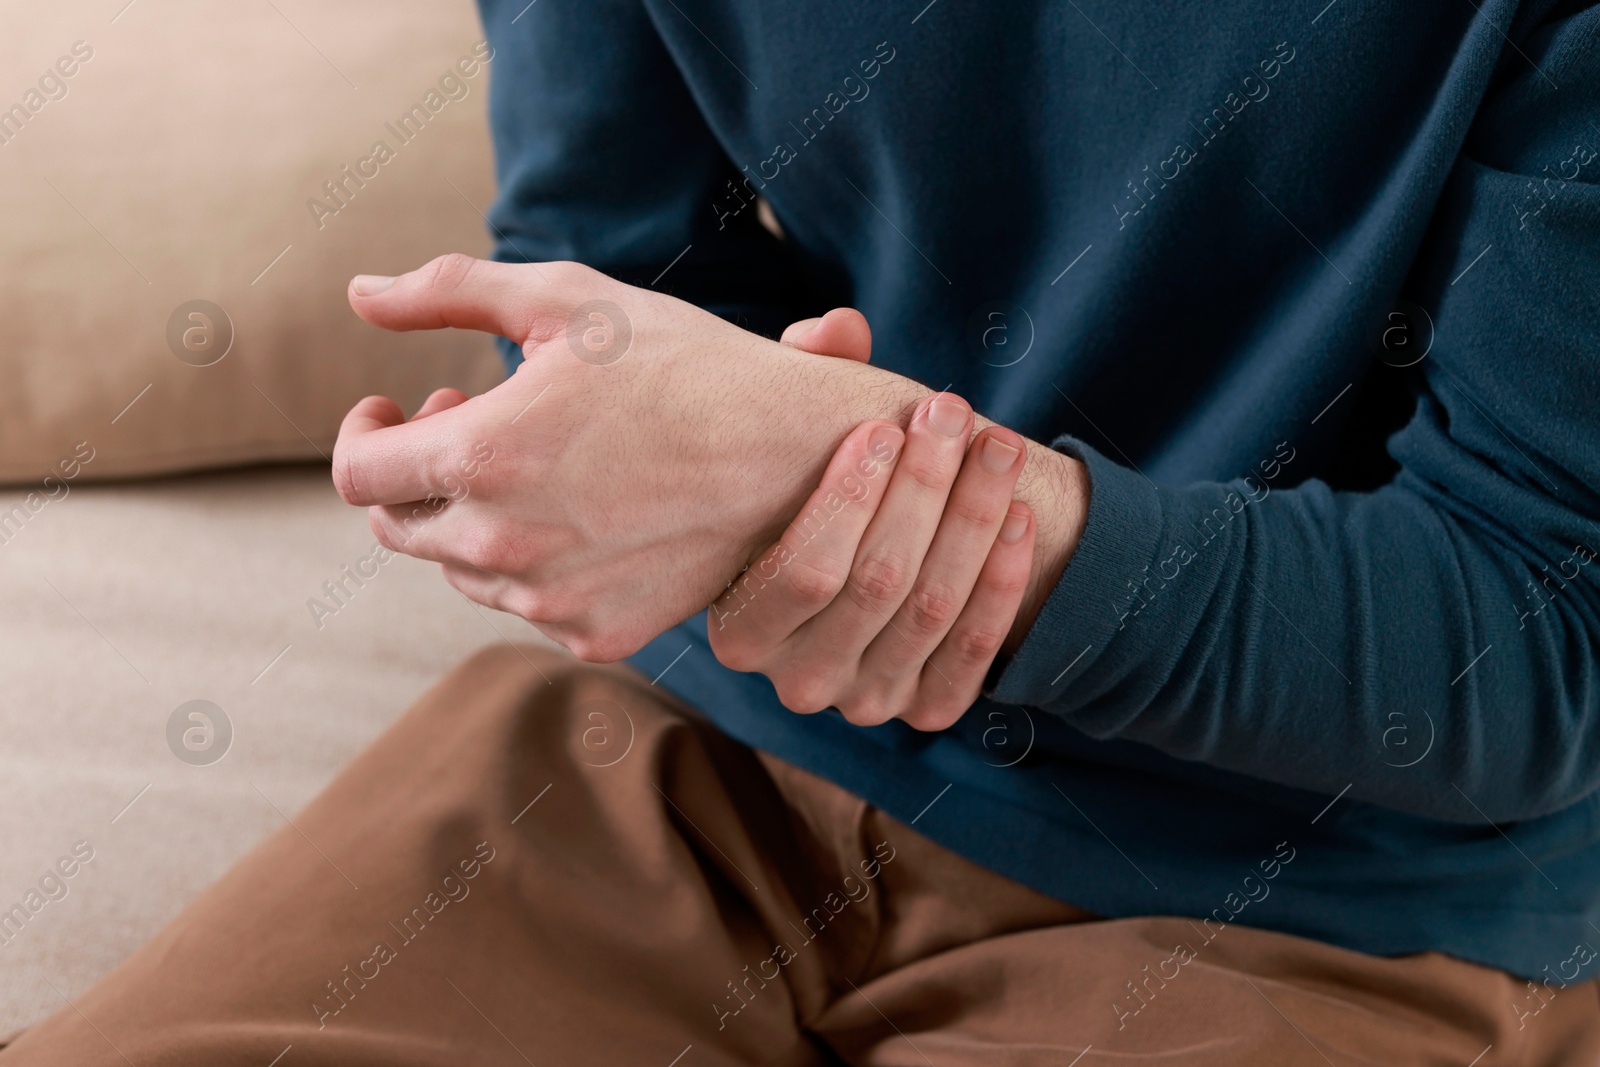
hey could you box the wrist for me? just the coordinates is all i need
[734,339,1087,657]
[740,344,931,552]
[1005,442,1088,655]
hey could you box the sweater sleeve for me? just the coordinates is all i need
[992,2,1600,824]
[477,0,822,363]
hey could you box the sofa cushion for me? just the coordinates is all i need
[0,0,503,484]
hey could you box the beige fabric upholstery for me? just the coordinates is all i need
[0,465,554,1034]
[0,0,503,484]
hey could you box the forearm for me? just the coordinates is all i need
[988,433,1600,823]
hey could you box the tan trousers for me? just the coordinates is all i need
[3,646,1596,1065]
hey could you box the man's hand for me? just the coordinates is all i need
[707,388,1035,730]
[332,256,933,660]
[332,256,1087,662]
[708,311,1033,730]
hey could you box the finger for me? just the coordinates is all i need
[412,387,469,420]
[441,564,586,657]
[369,498,455,562]
[708,421,903,679]
[339,394,404,437]
[370,486,527,579]
[854,426,1025,706]
[779,317,823,345]
[439,563,545,622]
[781,307,872,362]
[902,503,1035,732]
[333,395,455,506]
[788,393,973,722]
[349,253,592,346]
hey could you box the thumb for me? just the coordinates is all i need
[349,254,595,346]
[780,307,872,363]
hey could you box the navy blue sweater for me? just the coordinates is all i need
[477,0,1600,980]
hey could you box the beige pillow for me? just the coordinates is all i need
[0,0,505,485]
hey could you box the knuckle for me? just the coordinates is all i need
[331,450,363,504]
[946,493,1001,529]
[901,455,954,494]
[989,567,1030,600]
[903,582,959,634]
[984,559,1030,600]
[776,677,834,716]
[782,553,845,609]
[707,625,764,673]
[954,624,1007,664]
[838,695,893,728]
[450,522,542,575]
[504,586,547,624]
[455,527,508,572]
[847,552,910,610]
[904,696,964,732]
[710,637,759,674]
[420,252,478,293]
[387,499,444,549]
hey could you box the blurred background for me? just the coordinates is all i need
[0,0,526,1032]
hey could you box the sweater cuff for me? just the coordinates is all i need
[989,437,1167,707]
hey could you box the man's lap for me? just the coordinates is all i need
[2,645,1593,1066]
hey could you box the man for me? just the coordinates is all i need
[5,0,1598,1063]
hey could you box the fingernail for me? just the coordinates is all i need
[352,275,396,296]
[980,436,1020,473]
[926,396,968,438]
[999,510,1029,544]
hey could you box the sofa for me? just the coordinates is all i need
[0,0,540,1035]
